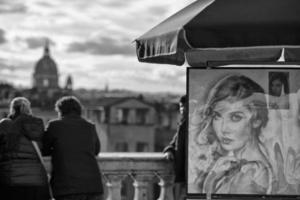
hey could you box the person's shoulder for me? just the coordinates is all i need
[46,118,62,127]
[15,114,44,126]
[81,117,95,127]
[18,114,43,126]
[76,117,96,131]
[30,115,43,121]
[0,117,12,126]
[240,160,272,193]
[240,160,270,178]
[26,115,43,123]
[0,118,12,134]
[0,117,12,123]
[15,114,40,121]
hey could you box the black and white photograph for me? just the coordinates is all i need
[268,72,290,110]
[1,0,300,200]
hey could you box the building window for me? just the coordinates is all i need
[104,108,109,123]
[95,110,101,123]
[115,142,128,152]
[85,109,91,120]
[43,79,49,87]
[85,109,95,122]
[135,108,148,125]
[117,108,129,124]
[94,109,105,123]
[136,142,149,152]
[85,109,106,123]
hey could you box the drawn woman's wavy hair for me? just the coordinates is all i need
[192,74,269,145]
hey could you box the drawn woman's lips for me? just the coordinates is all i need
[221,137,233,144]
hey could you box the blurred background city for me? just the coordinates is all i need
[0,0,193,153]
[0,2,194,199]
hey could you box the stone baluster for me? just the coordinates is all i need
[45,153,175,200]
[104,174,126,200]
[156,173,175,200]
[131,173,154,200]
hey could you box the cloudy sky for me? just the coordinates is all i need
[0,0,194,93]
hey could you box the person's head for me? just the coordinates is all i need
[55,96,82,117]
[270,78,283,97]
[9,97,32,118]
[179,95,187,116]
[202,75,268,153]
[269,72,288,97]
[5,97,32,150]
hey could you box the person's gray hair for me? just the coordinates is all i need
[9,97,32,116]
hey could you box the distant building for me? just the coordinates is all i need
[153,100,180,151]
[0,102,9,118]
[28,40,73,110]
[84,97,156,152]
[84,96,178,200]
[0,40,75,123]
[33,40,59,91]
[0,83,17,103]
[65,74,73,91]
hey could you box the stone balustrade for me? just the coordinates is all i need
[44,152,175,200]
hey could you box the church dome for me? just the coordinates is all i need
[32,40,59,90]
[34,43,58,76]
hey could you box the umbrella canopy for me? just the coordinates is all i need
[135,0,300,66]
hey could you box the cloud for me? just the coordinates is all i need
[0,57,34,72]
[101,0,135,8]
[0,59,12,70]
[25,37,55,49]
[35,2,54,8]
[0,0,192,93]
[153,68,186,82]
[71,68,186,93]
[147,6,169,16]
[0,1,27,14]
[0,58,33,87]
[55,55,186,93]
[67,36,135,56]
[0,29,6,44]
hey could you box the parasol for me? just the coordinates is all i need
[135,0,300,67]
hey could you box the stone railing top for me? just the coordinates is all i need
[44,152,174,174]
[97,152,166,160]
[98,153,173,174]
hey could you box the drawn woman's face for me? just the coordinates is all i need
[212,100,254,153]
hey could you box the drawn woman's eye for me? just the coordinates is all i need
[230,113,243,122]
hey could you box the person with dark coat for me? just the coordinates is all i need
[42,96,103,200]
[164,95,187,200]
[0,97,49,200]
